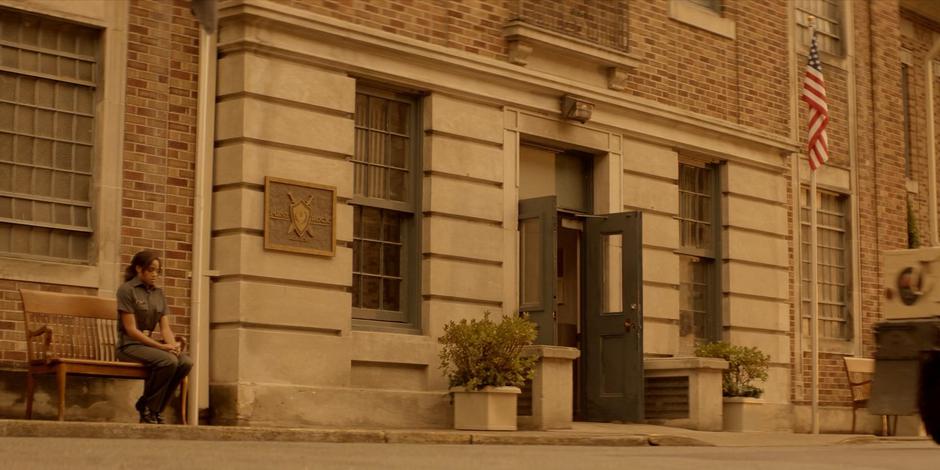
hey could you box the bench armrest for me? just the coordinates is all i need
[27,326,53,363]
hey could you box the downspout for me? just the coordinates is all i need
[189,26,217,424]
[927,35,940,246]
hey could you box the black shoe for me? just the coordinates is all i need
[135,399,147,422]
[139,409,159,424]
[152,412,165,424]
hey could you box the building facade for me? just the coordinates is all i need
[0,0,937,433]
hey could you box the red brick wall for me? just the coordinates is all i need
[901,11,940,249]
[791,0,909,407]
[281,0,791,137]
[0,0,200,369]
[122,0,200,339]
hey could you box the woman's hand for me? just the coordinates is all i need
[161,341,181,356]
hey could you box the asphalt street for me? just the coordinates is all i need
[0,437,936,470]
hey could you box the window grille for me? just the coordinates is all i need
[801,188,850,340]
[678,163,719,347]
[352,88,419,324]
[0,10,98,262]
[795,0,842,56]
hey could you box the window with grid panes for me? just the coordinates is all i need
[686,0,721,13]
[678,163,719,352]
[0,11,98,262]
[795,0,842,56]
[902,62,912,178]
[800,188,850,340]
[352,87,419,325]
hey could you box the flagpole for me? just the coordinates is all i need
[808,17,820,436]
[810,162,820,435]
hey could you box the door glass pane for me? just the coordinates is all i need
[520,217,542,307]
[602,233,623,313]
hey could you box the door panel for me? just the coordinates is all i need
[519,196,557,345]
[583,211,643,422]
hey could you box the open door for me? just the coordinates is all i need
[582,211,643,422]
[518,197,557,345]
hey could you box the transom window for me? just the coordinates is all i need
[0,10,98,262]
[352,87,420,325]
[801,188,850,340]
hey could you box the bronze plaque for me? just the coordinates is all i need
[264,177,336,256]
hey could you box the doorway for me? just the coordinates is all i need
[518,144,644,423]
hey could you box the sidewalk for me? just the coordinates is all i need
[0,419,925,447]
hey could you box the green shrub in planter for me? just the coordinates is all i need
[695,341,770,398]
[438,312,537,391]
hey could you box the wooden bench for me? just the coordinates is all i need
[19,289,187,423]
[844,356,895,435]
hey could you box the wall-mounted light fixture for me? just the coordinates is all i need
[561,95,594,123]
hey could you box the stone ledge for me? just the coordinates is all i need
[522,345,581,360]
[644,357,729,371]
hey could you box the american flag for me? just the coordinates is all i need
[802,29,829,171]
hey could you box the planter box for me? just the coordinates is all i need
[518,345,580,430]
[724,397,770,432]
[452,386,521,431]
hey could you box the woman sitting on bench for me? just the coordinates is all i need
[115,250,192,424]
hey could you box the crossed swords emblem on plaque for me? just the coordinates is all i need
[270,191,327,241]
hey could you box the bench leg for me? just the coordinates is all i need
[56,366,66,421]
[25,372,35,419]
[179,376,188,425]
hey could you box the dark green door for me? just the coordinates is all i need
[582,211,643,422]
[518,197,557,345]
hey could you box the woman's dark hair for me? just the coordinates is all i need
[124,250,162,282]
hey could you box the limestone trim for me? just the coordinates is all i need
[725,225,790,241]
[724,323,791,335]
[217,0,799,159]
[217,91,354,119]
[623,168,677,184]
[211,321,343,336]
[423,253,502,267]
[420,294,502,307]
[213,273,349,292]
[721,258,789,272]
[424,130,504,149]
[667,0,736,40]
[725,191,790,208]
[502,20,642,68]
[423,171,503,188]
[215,137,352,162]
[625,206,677,218]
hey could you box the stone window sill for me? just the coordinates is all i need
[0,256,99,288]
[668,0,735,40]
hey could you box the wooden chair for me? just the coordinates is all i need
[20,289,187,423]
[843,356,895,435]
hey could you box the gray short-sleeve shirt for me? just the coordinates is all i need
[116,277,166,348]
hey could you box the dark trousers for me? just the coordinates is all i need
[117,344,192,413]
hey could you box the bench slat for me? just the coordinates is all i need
[20,290,116,320]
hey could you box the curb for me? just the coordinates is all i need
[835,435,932,445]
[0,420,716,447]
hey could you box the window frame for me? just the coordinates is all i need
[676,161,722,344]
[901,61,912,179]
[0,3,125,293]
[0,9,99,263]
[351,85,422,330]
[795,0,844,58]
[800,186,852,342]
